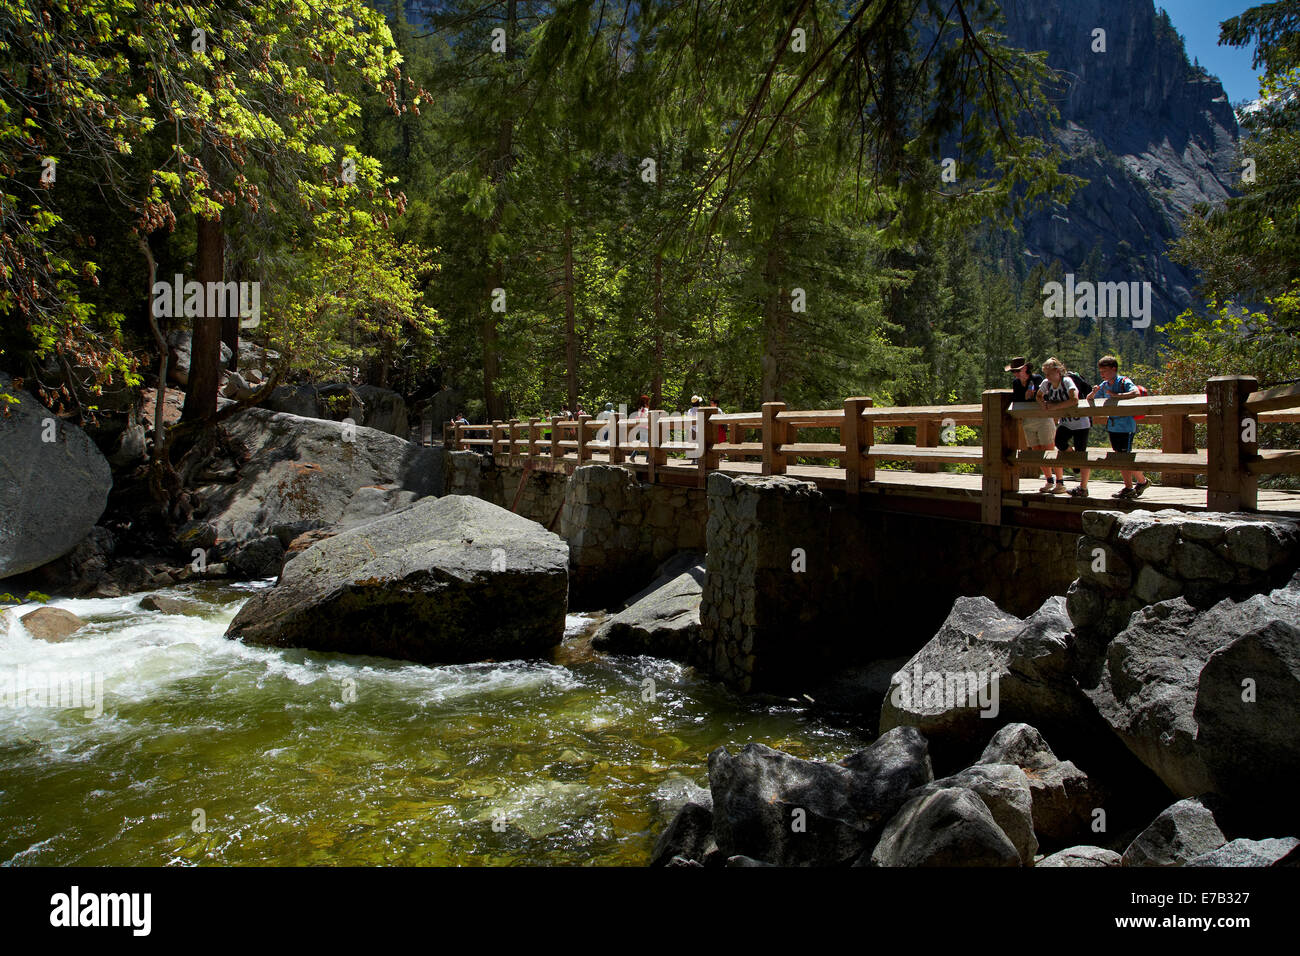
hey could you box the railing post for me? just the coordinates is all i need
[577,414,590,467]
[697,406,717,488]
[762,402,787,476]
[506,419,519,466]
[491,420,503,458]
[550,416,562,466]
[915,419,939,474]
[842,397,872,494]
[454,422,463,451]
[647,409,666,483]
[981,389,1016,525]
[1207,376,1258,512]
[1162,411,1197,488]
[527,417,539,464]
[728,422,741,458]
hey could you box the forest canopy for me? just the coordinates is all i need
[1,0,1292,431]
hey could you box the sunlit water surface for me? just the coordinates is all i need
[0,585,866,865]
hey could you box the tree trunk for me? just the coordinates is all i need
[760,219,787,403]
[563,216,578,414]
[182,214,224,423]
[482,0,516,424]
[651,151,664,409]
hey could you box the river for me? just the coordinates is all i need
[0,584,867,865]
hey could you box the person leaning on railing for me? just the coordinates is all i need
[1038,357,1093,498]
[1006,357,1058,493]
[1087,355,1151,500]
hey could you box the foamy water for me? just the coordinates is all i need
[0,585,864,865]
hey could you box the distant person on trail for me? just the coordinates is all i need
[628,394,650,462]
[1038,357,1093,497]
[1006,357,1057,493]
[711,396,727,459]
[686,394,703,441]
[1087,355,1150,499]
[595,402,615,454]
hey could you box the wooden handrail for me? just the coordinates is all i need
[436,376,1297,522]
[1246,381,1300,413]
[1008,393,1209,420]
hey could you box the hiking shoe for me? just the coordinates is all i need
[1050,483,1068,494]
[1039,481,1055,493]
[1112,487,1134,499]
[1131,480,1151,498]
[1068,485,1090,498]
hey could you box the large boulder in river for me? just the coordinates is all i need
[878,596,1093,770]
[225,495,568,664]
[592,552,704,662]
[1192,617,1300,824]
[194,407,442,542]
[706,727,932,867]
[1085,577,1300,804]
[0,374,112,580]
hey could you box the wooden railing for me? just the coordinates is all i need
[439,376,1300,524]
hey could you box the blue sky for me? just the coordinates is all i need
[1158,1,1261,103]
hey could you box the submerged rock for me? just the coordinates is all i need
[138,594,207,616]
[650,801,715,867]
[225,495,568,664]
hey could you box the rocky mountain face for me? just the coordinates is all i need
[999,0,1242,327]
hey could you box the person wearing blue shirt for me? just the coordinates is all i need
[1087,355,1150,499]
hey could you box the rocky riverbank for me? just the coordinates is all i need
[651,522,1300,866]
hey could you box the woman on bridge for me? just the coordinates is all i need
[1038,357,1093,497]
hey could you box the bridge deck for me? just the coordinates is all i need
[517,452,1300,524]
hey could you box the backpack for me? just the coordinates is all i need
[1105,375,1147,421]
[1066,371,1091,396]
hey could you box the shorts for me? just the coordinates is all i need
[1022,418,1055,447]
[1109,431,1134,453]
[1055,425,1089,453]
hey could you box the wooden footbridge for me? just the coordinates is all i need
[435,376,1300,532]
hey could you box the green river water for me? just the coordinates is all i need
[0,584,868,866]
